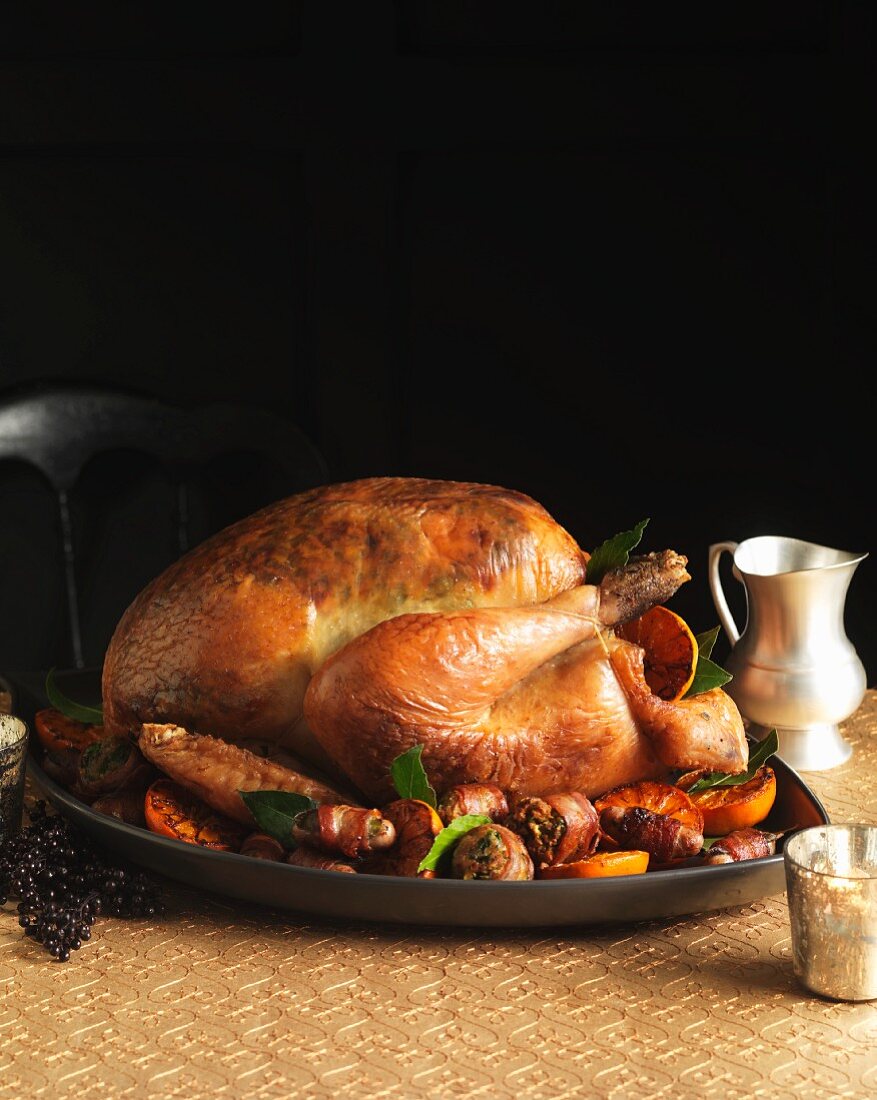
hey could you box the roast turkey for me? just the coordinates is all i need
[303,565,748,803]
[103,477,588,773]
[101,476,748,813]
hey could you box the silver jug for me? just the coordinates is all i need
[708,535,868,771]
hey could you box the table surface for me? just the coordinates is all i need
[2,691,876,1100]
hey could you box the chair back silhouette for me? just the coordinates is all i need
[0,382,329,670]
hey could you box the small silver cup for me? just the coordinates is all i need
[784,824,877,1001]
[0,714,29,844]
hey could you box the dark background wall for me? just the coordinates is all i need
[1,2,875,685]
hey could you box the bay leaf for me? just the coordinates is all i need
[684,729,779,793]
[238,789,316,848]
[389,744,437,807]
[417,814,491,874]
[695,625,720,661]
[684,653,733,698]
[585,519,650,585]
[45,667,104,724]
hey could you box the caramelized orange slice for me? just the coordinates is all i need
[34,707,107,755]
[144,778,246,851]
[594,780,704,834]
[616,605,698,701]
[539,850,650,879]
[676,765,777,836]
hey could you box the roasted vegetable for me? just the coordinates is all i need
[505,791,600,867]
[450,824,534,881]
[599,805,704,862]
[291,804,396,858]
[437,783,509,826]
[702,827,780,864]
[285,846,357,873]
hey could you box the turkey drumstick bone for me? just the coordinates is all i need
[597,550,691,627]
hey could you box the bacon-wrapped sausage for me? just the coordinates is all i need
[703,828,779,864]
[286,846,358,873]
[599,805,703,863]
[40,747,82,791]
[450,824,535,881]
[291,804,396,858]
[437,783,509,826]
[361,798,443,878]
[90,787,147,826]
[505,792,600,867]
[240,833,286,861]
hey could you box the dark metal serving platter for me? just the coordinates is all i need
[8,669,830,929]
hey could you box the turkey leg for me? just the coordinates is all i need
[304,551,747,802]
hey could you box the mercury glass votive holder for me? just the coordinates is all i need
[784,824,877,1001]
[0,714,29,845]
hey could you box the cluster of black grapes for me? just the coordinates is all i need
[0,801,166,961]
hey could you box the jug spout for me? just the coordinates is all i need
[732,535,867,578]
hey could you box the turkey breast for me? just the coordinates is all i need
[101,476,587,775]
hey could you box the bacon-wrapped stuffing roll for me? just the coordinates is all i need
[286,846,358,873]
[291,804,396,858]
[703,828,779,864]
[505,792,600,867]
[437,783,509,826]
[599,805,703,863]
[450,824,534,880]
[78,737,155,800]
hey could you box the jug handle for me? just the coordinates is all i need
[708,541,741,646]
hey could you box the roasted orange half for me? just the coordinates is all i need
[594,779,704,834]
[34,707,107,755]
[676,766,777,836]
[144,778,247,851]
[539,850,650,879]
[616,605,698,702]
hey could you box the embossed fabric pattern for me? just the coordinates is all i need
[2,695,876,1099]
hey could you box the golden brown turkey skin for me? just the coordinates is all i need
[303,584,749,804]
[138,724,360,825]
[101,477,587,774]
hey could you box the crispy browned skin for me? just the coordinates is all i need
[102,477,587,775]
[138,723,361,825]
[304,579,748,804]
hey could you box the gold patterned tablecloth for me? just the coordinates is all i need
[2,694,876,1100]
